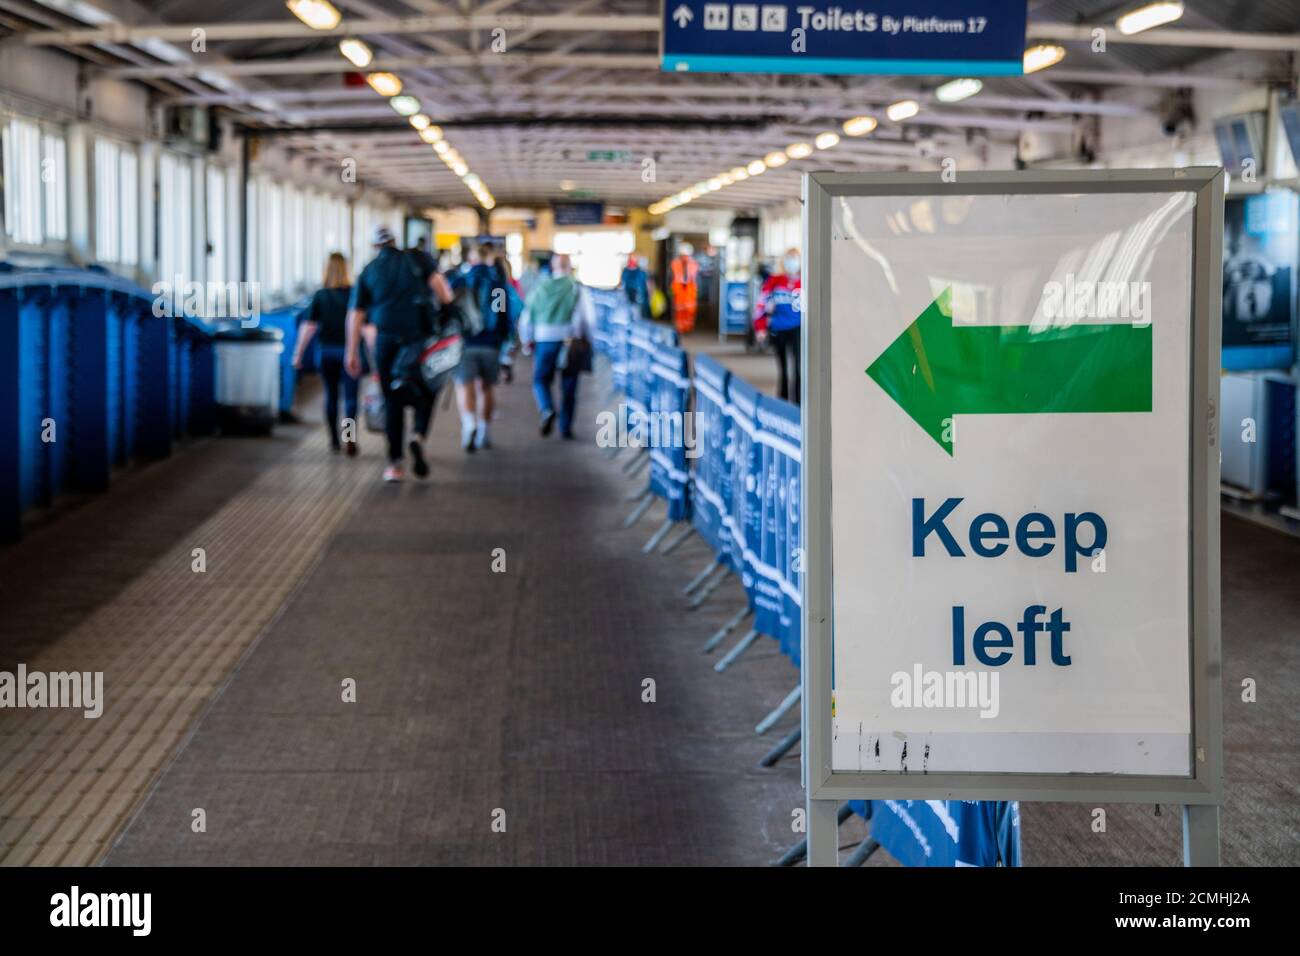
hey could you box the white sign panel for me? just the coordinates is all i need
[826,189,1197,777]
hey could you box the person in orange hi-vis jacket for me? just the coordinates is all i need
[670,243,700,335]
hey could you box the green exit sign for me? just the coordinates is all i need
[587,150,633,162]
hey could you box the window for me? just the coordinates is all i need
[206,165,226,285]
[93,138,138,265]
[553,229,634,288]
[42,134,67,241]
[159,151,193,283]
[2,116,67,246]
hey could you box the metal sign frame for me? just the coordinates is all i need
[800,168,1225,864]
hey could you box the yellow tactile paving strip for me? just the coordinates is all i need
[0,427,373,866]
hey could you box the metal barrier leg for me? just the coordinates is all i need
[626,453,651,479]
[622,491,654,528]
[659,524,696,555]
[759,726,801,767]
[620,448,645,474]
[605,443,622,460]
[679,557,721,597]
[755,685,801,734]
[686,565,730,609]
[773,804,852,867]
[842,839,880,868]
[642,518,675,554]
[714,627,760,672]
[701,606,752,654]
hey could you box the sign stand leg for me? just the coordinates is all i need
[1182,804,1220,866]
[806,797,839,867]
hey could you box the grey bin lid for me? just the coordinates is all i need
[213,322,284,342]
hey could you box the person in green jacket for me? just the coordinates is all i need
[519,254,595,439]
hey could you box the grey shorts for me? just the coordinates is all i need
[454,345,501,385]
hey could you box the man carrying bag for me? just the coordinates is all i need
[345,225,453,482]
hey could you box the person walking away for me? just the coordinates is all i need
[670,243,700,335]
[619,254,651,319]
[519,254,595,440]
[497,255,524,385]
[292,252,359,455]
[345,224,451,482]
[759,247,803,404]
[450,244,512,452]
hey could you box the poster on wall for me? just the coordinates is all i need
[1222,191,1297,371]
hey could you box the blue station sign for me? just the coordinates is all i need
[660,1,1028,76]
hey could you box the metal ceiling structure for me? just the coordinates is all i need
[4,0,1299,210]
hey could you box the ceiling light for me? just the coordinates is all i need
[842,115,878,136]
[729,165,749,180]
[389,95,420,116]
[706,177,724,191]
[338,38,373,68]
[561,180,576,191]
[420,125,444,144]
[463,173,482,187]
[1117,1,1184,35]
[433,139,451,155]
[449,161,468,176]
[815,132,840,150]
[763,151,788,168]
[886,99,920,122]
[1023,44,1066,74]
[366,72,402,97]
[934,78,982,103]
[287,0,341,31]
[786,142,813,159]
[409,114,431,130]
[747,159,767,176]
[481,198,495,210]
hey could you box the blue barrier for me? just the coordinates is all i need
[856,799,1021,867]
[0,265,215,541]
[647,341,691,521]
[725,373,762,602]
[755,394,802,666]
[690,354,732,560]
[599,326,1021,867]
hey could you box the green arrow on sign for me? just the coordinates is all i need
[865,287,1153,456]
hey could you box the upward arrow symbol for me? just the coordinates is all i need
[673,5,694,28]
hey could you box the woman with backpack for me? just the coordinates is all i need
[449,243,514,452]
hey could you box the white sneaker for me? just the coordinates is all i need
[383,464,405,482]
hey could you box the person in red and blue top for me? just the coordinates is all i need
[758,247,803,404]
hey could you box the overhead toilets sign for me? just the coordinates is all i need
[660,1,1028,75]
[801,169,1224,805]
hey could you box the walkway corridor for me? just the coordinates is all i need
[1,360,804,866]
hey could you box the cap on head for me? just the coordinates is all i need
[679,242,694,257]
[371,224,395,246]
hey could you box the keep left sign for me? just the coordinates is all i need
[826,188,1198,777]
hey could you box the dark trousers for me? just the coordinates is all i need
[374,336,434,463]
[532,340,579,436]
[318,345,359,447]
[770,327,801,405]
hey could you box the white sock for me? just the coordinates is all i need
[459,411,476,434]
[475,419,489,441]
